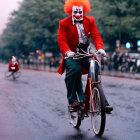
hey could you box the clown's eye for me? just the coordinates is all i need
[74,11,78,14]
[79,11,82,14]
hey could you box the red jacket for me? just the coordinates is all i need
[9,59,19,72]
[57,16,103,75]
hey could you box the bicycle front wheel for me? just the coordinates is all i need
[90,84,106,136]
[69,111,81,128]
[13,71,21,79]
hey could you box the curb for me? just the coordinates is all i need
[102,71,140,80]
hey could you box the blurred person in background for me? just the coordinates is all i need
[136,58,140,72]
[57,0,113,113]
[112,50,120,71]
[127,56,136,73]
[9,56,19,72]
[49,58,54,71]
[107,53,114,70]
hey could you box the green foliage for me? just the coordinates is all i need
[90,0,140,50]
[0,0,139,57]
[0,0,66,58]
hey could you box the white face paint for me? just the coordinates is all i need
[72,6,83,21]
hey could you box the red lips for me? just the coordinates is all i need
[73,15,82,20]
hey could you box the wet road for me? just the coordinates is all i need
[0,63,140,140]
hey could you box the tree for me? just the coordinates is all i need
[90,0,140,51]
[0,0,66,58]
[0,0,139,58]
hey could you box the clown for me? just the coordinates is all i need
[57,0,113,113]
[9,56,19,72]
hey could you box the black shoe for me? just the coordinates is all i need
[105,105,113,114]
[84,112,89,117]
[68,101,80,112]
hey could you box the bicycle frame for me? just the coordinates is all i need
[68,51,106,135]
[84,56,101,114]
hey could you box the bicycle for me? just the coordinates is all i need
[67,49,106,136]
[5,69,21,80]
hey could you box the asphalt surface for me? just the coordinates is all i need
[0,63,140,140]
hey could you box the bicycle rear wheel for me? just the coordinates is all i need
[90,84,106,136]
[5,71,13,78]
[69,111,81,128]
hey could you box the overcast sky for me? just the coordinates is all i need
[0,0,22,35]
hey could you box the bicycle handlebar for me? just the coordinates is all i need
[65,49,107,59]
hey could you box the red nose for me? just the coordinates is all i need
[73,15,81,20]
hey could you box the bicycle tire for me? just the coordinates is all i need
[69,111,81,128]
[121,66,127,72]
[13,71,21,79]
[90,84,106,136]
[5,71,12,78]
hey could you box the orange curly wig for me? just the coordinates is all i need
[64,0,91,16]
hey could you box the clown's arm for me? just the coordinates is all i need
[15,62,19,71]
[58,20,74,56]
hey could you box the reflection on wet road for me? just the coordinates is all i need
[0,63,140,140]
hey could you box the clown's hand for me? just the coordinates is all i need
[97,49,106,57]
[65,51,75,58]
